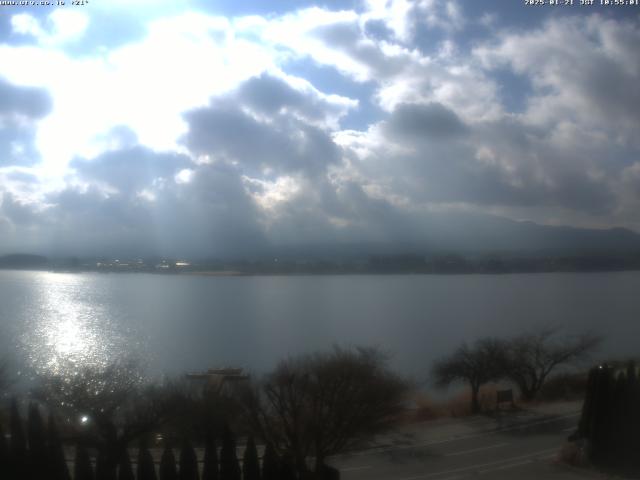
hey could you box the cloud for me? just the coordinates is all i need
[0,76,51,118]
[0,158,268,258]
[0,11,277,178]
[336,99,616,216]
[475,15,640,140]
[11,10,90,45]
[71,146,191,195]
[1,5,640,257]
[0,77,52,167]
[383,102,468,141]
[183,74,345,178]
[0,191,40,226]
[237,73,356,128]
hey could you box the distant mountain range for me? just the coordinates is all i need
[268,214,640,260]
[0,254,49,269]
[419,213,640,255]
[2,215,640,272]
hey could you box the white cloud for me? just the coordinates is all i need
[362,0,415,42]
[2,5,640,254]
[49,10,90,42]
[1,11,279,181]
[11,10,89,45]
[11,14,44,38]
[243,175,301,211]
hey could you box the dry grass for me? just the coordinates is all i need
[409,392,448,422]
[405,384,516,422]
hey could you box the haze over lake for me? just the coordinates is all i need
[1,270,637,382]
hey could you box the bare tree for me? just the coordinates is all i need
[504,329,601,401]
[159,377,244,442]
[242,346,409,475]
[432,338,507,414]
[34,360,181,474]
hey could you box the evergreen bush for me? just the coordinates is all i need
[202,436,219,480]
[242,436,260,480]
[160,446,178,480]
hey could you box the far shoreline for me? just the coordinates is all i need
[3,267,640,276]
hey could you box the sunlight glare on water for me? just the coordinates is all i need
[20,272,129,378]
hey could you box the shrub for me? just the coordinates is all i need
[159,446,178,480]
[201,436,218,480]
[219,425,241,480]
[74,444,95,480]
[137,442,158,480]
[242,436,260,480]
[538,372,587,402]
[118,449,135,480]
[179,440,199,480]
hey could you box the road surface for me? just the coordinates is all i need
[330,407,604,479]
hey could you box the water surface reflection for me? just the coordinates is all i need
[19,272,133,378]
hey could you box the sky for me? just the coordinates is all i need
[0,0,639,258]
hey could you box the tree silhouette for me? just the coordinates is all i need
[74,444,95,480]
[578,363,640,467]
[590,365,614,464]
[201,436,219,480]
[577,367,599,438]
[36,361,180,477]
[504,329,600,401]
[137,441,158,480]
[260,443,279,480]
[219,425,241,480]
[0,424,7,473]
[118,449,135,480]
[28,403,48,478]
[179,439,200,480]
[243,346,408,475]
[278,453,295,480]
[625,362,639,467]
[432,338,506,414]
[242,436,260,480]
[48,413,72,480]
[10,399,27,479]
[96,448,116,480]
[159,446,178,480]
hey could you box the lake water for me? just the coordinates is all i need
[0,270,638,384]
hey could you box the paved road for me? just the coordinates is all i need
[330,410,602,479]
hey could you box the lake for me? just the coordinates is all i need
[0,270,638,384]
